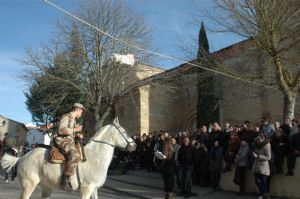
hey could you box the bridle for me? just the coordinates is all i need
[91,123,135,148]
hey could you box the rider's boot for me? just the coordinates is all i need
[60,174,72,192]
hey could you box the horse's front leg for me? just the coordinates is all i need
[80,185,94,199]
[91,188,98,199]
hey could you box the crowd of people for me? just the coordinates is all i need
[128,117,300,199]
[1,115,300,199]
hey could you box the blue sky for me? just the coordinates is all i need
[0,0,242,124]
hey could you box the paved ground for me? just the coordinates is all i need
[1,168,286,199]
[107,170,258,199]
[0,169,140,199]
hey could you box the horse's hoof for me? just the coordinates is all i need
[61,181,73,193]
[62,185,73,193]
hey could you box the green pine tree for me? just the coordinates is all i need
[25,25,84,124]
[197,22,209,60]
[196,22,219,128]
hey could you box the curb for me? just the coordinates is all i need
[108,177,162,190]
[103,185,152,199]
[125,171,162,180]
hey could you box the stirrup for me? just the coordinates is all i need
[60,175,73,192]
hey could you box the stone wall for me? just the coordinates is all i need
[115,64,164,136]
[117,43,300,134]
[146,72,198,134]
[220,159,300,198]
[0,115,27,154]
[115,89,141,136]
[220,89,284,125]
[216,49,290,125]
[116,68,199,135]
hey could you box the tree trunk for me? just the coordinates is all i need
[94,106,100,132]
[95,106,112,132]
[283,93,297,120]
[98,106,112,129]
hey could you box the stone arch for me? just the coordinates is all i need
[182,111,197,131]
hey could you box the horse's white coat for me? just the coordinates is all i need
[1,118,136,199]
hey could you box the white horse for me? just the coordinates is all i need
[1,118,136,199]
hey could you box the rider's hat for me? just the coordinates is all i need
[73,103,86,113]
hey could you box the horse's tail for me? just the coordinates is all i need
[1,153,20,172]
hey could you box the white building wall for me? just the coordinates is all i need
[26,129,51,146]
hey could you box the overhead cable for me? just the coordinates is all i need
[44,0,278,90]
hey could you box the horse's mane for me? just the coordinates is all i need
[88,125,111,143]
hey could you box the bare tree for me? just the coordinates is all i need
[205,0,300,119]
[21,0,153,131]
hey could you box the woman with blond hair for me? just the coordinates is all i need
[155,138,175,199]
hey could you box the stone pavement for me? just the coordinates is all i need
[0,177,139,199]
[105,169,259,199]
[0,167,290,199]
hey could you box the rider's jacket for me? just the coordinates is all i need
[55,113,77,145]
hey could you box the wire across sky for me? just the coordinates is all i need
[44,0,278,90]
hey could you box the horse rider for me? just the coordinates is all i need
[54,103,85,190]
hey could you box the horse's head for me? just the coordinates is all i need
[110,117,136,152]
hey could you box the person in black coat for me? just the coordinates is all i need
[209,140,223,191]
[286,125,300,176]
[281,118,292,138]
[239,121,256,146]
[171,137,181,188]
[177,136,197,198]
[196,126,209,148]
[271,127,288,174]
[192,141,201,185]
[145,140,155,172]
[193,141,209,187]
[158,138,176,199]
[154,133,165,173]
[208,123,223,151]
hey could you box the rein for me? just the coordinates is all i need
[112,123,135,145]
[91,139,115,147]
[91,124,134,147]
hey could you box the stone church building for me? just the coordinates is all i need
[115,40,299,136]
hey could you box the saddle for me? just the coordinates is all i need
[48,144,82,164]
